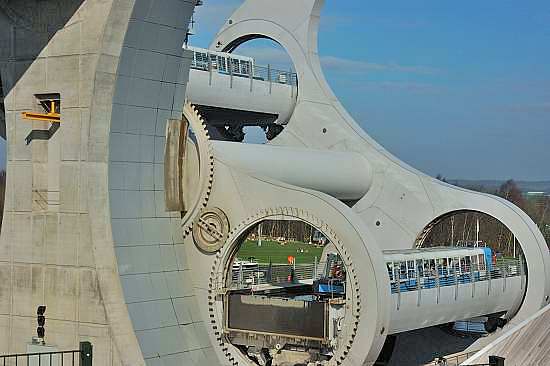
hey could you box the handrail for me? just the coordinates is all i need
[230,262,324,289]
[189,48,297,87]
[0,349,80,358]
[430,350,481,365]
[390,258,524,294]
[0,341,92,366]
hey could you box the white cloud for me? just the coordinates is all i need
[230,46,440,76]
[320,55,440,75]
[192,2,439,76]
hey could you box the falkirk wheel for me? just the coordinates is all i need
[0,1,548,366]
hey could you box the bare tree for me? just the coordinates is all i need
[498,179,526,210]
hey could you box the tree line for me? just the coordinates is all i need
[247,220,316,243]
[425,177,550,255]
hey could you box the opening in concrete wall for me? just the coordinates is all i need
[223,218,348,366]
[417,210,525,260]
[415,210,528,333]
[187,37,296,143]
[232,38,295,76]
[242,125,268,144]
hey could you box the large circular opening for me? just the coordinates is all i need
[187,37,297,143]
[417,210,525,259]
[222,218,349,365]
[381,210,531,364]
[230,38,296,144]
[415,210,528,330]
[232,38,294,74]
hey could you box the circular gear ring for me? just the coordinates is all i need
[192,207,230,253]
[207,207,361,366]
[180,102,215,237]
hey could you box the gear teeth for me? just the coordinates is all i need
[191,104,212,141]
[180,102,216,238]
[207,208,361,365]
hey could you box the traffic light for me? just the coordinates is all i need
[37,305,46,340]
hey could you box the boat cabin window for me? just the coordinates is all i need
[447,258,454,274]
[429,259,436,276]
[387,263,394,281]
[416,259,424,277]
[230,58,240,74]
[478,254,486,270]
[240,60,251,75]
[452,257,458,273]
[399,261,407,279]
[407,260,415,279]
[439,258,447,274]
[471,255,478,270]
[195,51,208,68]
[209,54,218,69]
[217,55,227,72]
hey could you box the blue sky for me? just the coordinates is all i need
[190,0,550,181]
[2,1,547,181]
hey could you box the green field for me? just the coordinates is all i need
[236,240,324,264]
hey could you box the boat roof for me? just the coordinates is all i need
[383,246,488,259]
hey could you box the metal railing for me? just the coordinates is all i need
[189,52,297,87]
[390,257,524,294]
[430,352,504,366]
[230,262,323,289]
[251,64,297,86]
[0,342,92,366]
[430,351,479,365]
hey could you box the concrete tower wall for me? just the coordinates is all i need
[0,2,123,363]
[0,1,202,365]
[105,1,217,364]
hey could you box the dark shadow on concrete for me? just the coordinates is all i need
[195,104,279,142]
[24,122,59,145]
[387,325,482,366]
[0,0,85,94]
[0,71,5,139]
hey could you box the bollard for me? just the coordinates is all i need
[80,342,93,366]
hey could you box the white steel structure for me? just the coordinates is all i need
[0,0,548,365]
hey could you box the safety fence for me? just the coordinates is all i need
[390,257,524,294]
[0,342,92,366]
[230,262,323,289]
[430,352,505,366]
[430,351,478,365]
[190,52,297,87]
[251,64,297,86]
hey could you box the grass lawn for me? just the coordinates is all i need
[236,240,325,264]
